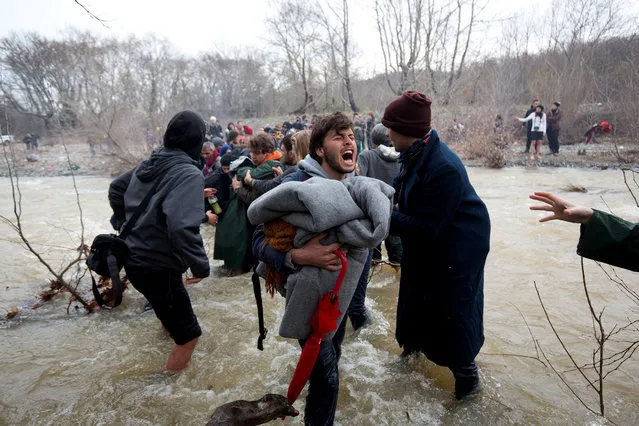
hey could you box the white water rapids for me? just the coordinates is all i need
[1,167,638,425]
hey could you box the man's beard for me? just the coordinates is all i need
[324,149,353,174]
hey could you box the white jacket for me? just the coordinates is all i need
[519,112,547,133]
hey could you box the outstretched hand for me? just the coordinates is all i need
[290,233,346,272]
[529,191,594,224]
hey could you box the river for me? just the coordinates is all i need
[1,167,638,425]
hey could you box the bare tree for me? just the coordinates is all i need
[1,140,92,311]
[267,0,320,114]
[317,0,359,112]
[533,260,638,424]
[375,0,424,95]
[422,0,483,104]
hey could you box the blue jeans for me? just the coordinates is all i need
[372,234,403,264]
[299,317,347,425]
[348,249,373,329]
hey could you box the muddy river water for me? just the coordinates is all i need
[1,167,638,425]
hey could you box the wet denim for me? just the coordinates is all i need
[348,249,373,329]
[298,317,347,426]
[125,265,201,345]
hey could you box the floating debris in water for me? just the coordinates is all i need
[7,305,18,319]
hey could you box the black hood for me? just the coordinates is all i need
[136,147,199,182]
[163,110,206,160]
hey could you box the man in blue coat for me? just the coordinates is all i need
[382,91,491,400]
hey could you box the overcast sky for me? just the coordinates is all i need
[2,0,637,78]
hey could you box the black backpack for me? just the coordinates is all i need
[87,178,161,308]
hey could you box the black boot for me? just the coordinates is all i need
[450,362,482,400]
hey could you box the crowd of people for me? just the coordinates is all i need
[515,98,562,160]
[106,91,636,425]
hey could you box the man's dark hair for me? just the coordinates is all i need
[228,130,239,143]
[281,133,293,153]
[248,132,276,154]
[309,112,354,162]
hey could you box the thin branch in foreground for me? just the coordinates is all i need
[621,168,639,208]
[74,0,109,28]
[534,281,598,392]
[536,341,601,419]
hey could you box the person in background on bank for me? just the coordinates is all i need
[383,91,491,400]
[584,121,613,144]
[515,104,546,161]
[522,99,539,154]
[529,191,638,272]
[108,110,212,372]
[546,102,561,155]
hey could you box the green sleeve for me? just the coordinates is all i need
[577,209,639,272]
[236,160,280,180]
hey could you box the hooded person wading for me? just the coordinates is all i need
[109,110,212,372]
[383,91,491,400]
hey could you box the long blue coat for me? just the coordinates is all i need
[390,130,490,367]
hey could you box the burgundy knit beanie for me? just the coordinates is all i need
[382,91,432,139]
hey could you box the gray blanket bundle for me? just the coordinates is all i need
[247,176,394,340]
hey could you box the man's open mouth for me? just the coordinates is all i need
[341,150,354,163]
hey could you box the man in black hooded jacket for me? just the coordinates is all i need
[109,110,211,372]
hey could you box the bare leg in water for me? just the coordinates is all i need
[535,140,542,160]
[167,337,199,372]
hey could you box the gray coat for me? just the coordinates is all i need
[247,176,394,339]
[109,148,210,278]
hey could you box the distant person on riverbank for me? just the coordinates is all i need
[108,110,211,372]
[515,104,546,161]
[23,133,36,151]
[529,191,638,272]
[383,91,491,400]
[522,99,539,154]
[584,121,613,144]
[546,102,561,155]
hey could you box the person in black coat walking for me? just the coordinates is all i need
[382,91,491,400]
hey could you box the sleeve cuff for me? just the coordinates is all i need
[284,252,295,270]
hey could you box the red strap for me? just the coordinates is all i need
[285,249,349,406]
[331,249,348,296]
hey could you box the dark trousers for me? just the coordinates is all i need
[348,249,373,329]
[125,265,202,345]
[525,128,532,152]
[372,234,403,264]
[299,317,348,426]
[547,128,560,153]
